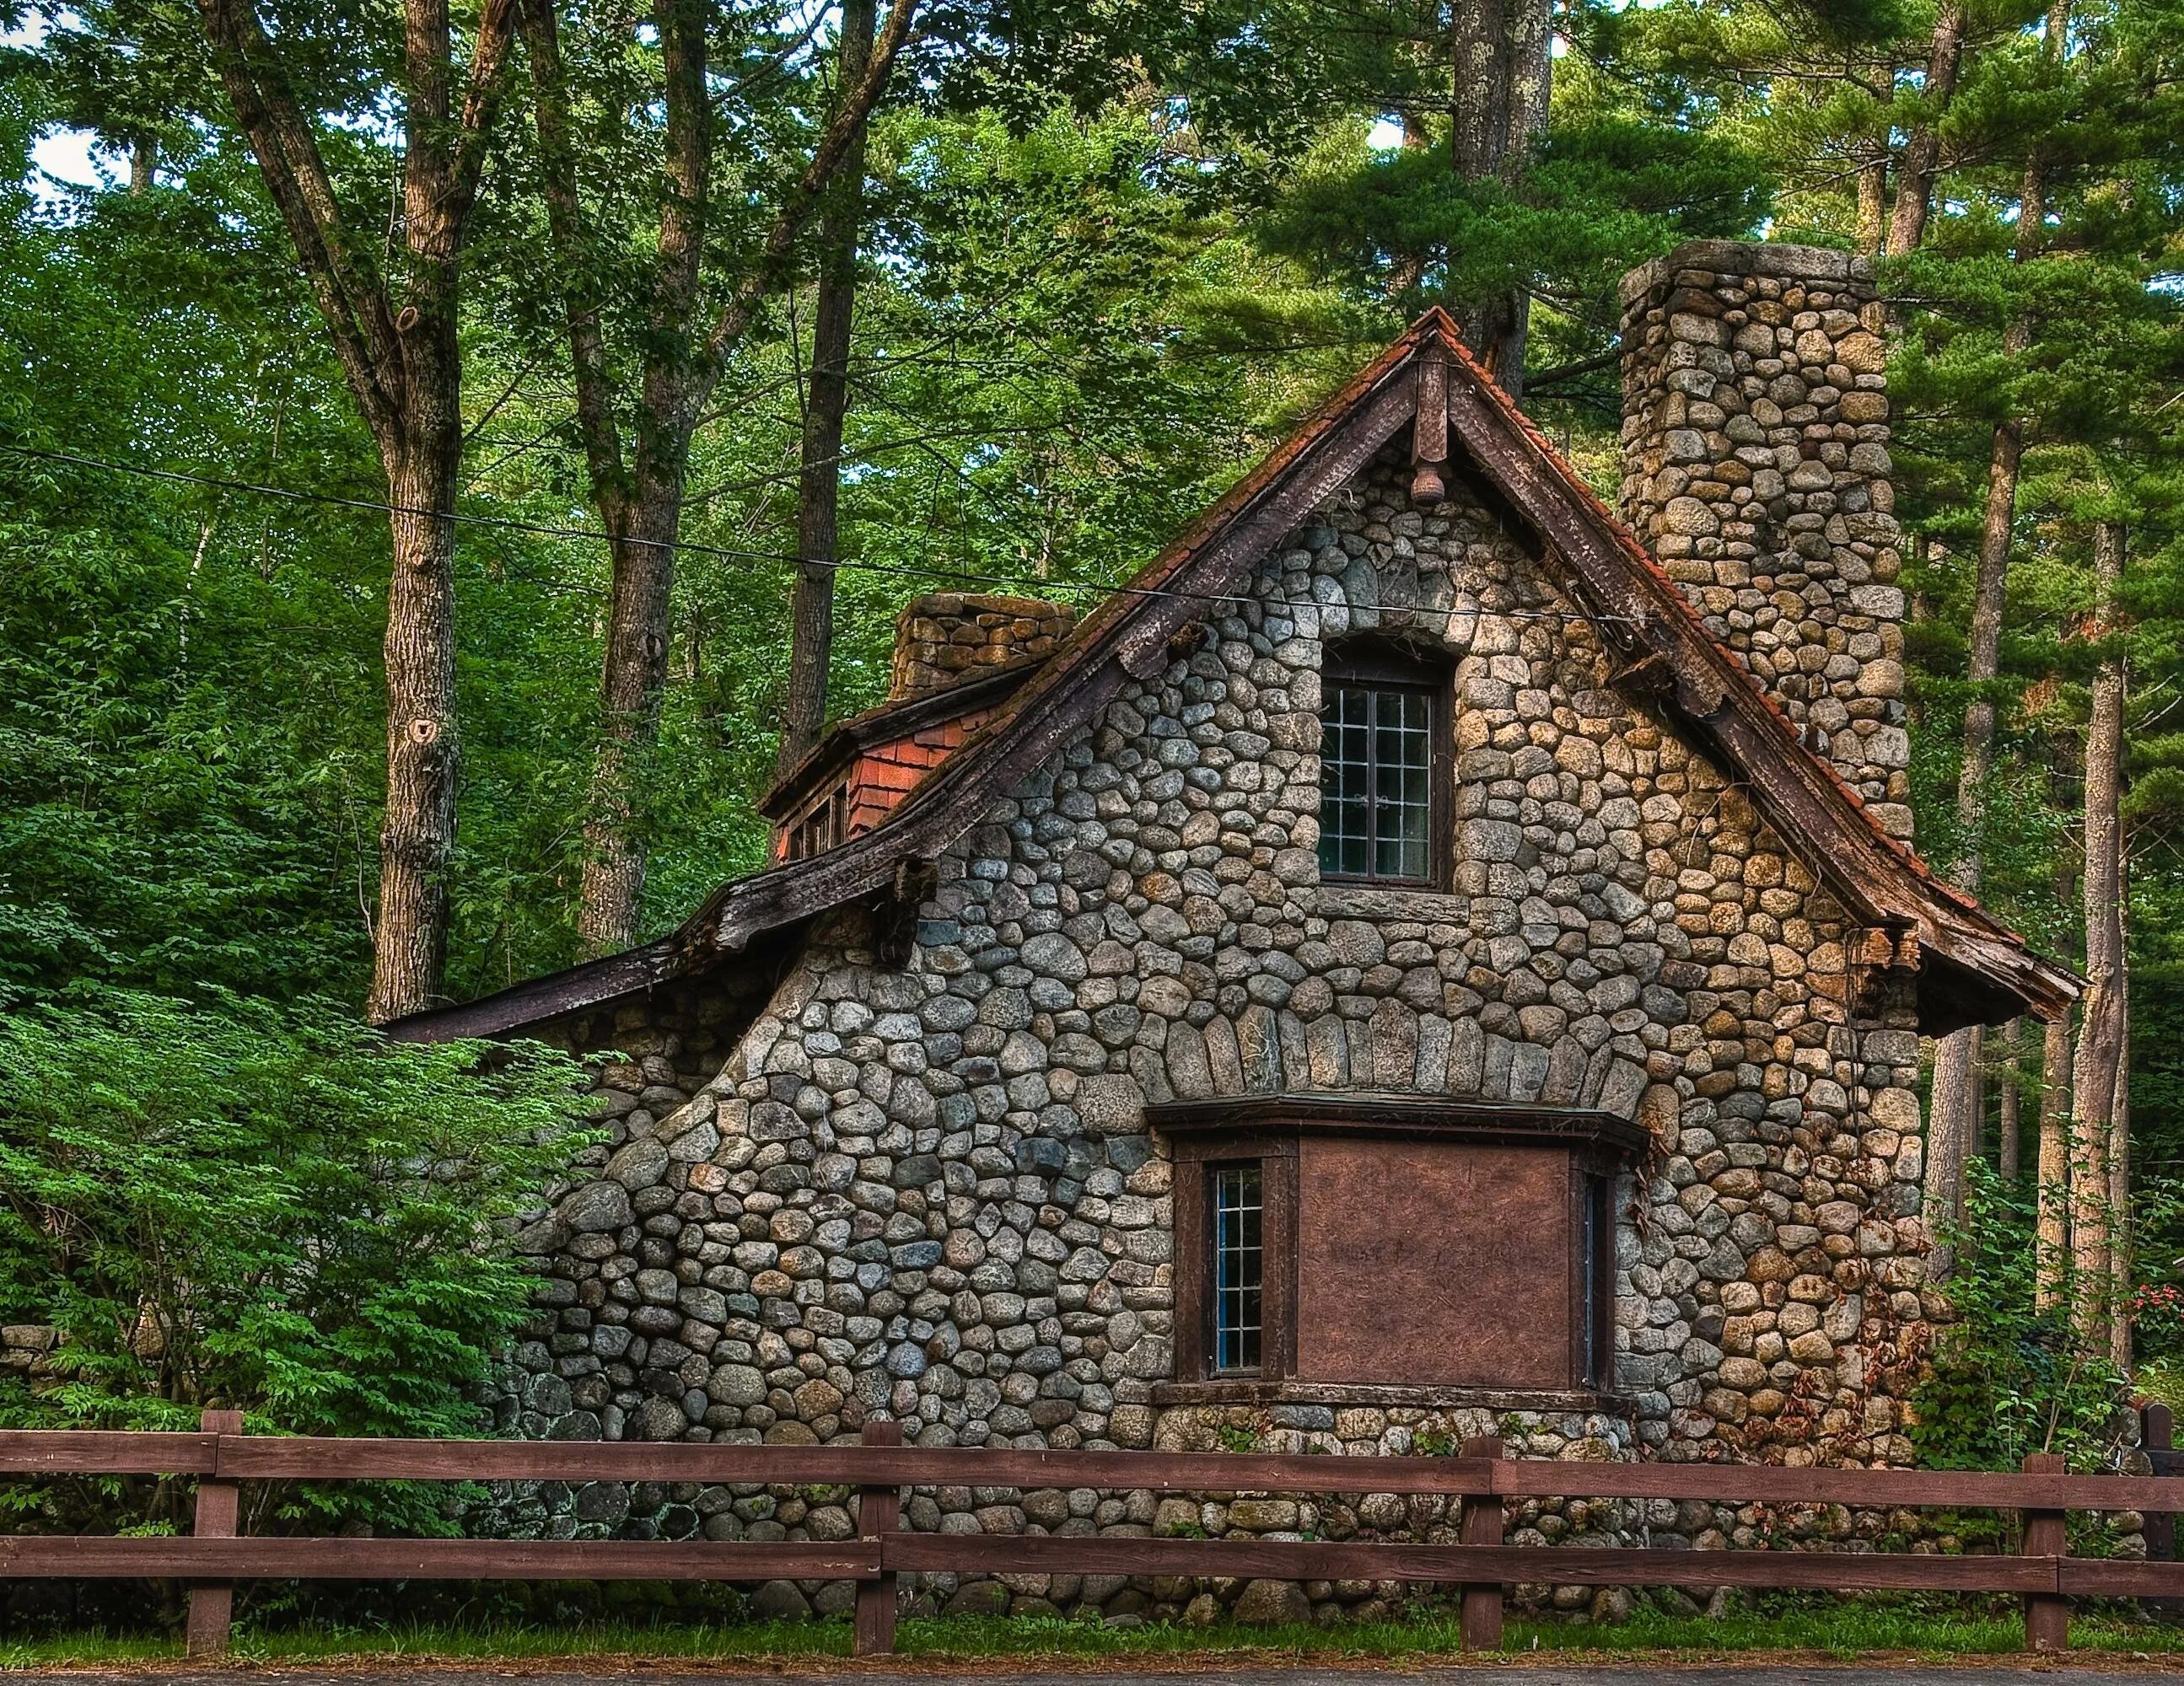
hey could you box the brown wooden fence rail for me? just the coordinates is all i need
[3,1413,2180,1660]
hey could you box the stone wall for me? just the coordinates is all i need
[1617,239,1912,840]
[491,442,1937,1616]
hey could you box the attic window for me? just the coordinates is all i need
[1318,641,1450,888]
[785,784,847,862]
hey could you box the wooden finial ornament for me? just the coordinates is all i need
[1411,348,1449,505]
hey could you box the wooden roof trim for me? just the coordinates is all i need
[384,936,681,1042]
[389,310,2075,1042]
[676,329,1428,966]
[1148,1093,1650,1158]
[1422,315,2079,1022]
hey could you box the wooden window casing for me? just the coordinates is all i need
[1174,1134,1297,1383]
[1164,1098,1634,1396]
[1318,641,1452,890]
[1573,1168,1616,1392]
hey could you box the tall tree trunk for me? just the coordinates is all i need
[1855,87,1888,256]
[368,49,474,1023]
[524,0,919,955]
[2036,1006,2072,1312]
[1919,87,2053,1259]
[1998,1018,2021,1179]
[1489,0,1550,401]
[2111,958,2132,1370]
[1450,0,1520,384]
[777,0,876,781]
[573,0,709,958]
[1925,1031,1974,1275]
[199,0,514,1021]
[1449,0,1509,185]
[372,437,461,1020]
[129,133,159,193]
[1885,0,1966,256]
[578,488,686,955]
[2071,518,2127,1351]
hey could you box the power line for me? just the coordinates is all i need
[2,440,1643,631]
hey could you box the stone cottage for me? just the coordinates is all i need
[395,241,2076,1611]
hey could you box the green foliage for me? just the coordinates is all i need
[13,1597,2184,1666]
[0,988,594,1533]
[1213,1420,1262,1454]
[1908,1165,2153,1473]
[1259,115,1770,369]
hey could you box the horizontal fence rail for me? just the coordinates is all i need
[3,1415,2176,1659]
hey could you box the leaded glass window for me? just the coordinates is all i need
[1318,646,1446,886]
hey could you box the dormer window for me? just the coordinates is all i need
[1318,640,1450,889]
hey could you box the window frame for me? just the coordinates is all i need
[1172,1134,1298,1384]
[1570,1159,1619,1393]
[1317,641,1453,891]
[1163,1099,1637,1397]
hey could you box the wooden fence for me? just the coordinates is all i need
[4,1412,2181,1659]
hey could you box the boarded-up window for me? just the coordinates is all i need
[1165,1099,1630,1396]
[1293,1137,1574,1390]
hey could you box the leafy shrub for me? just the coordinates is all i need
[1908,1162,2155,1473]
[0,987,593,1538]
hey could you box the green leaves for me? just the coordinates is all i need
[1912,1163,2160,1471]
[0,987,594,1533]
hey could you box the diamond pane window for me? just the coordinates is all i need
[1318,650,1444,886]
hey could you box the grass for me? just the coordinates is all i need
[7,1603,2184,1670]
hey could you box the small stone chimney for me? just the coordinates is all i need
[888,592,1076,702]
[1617,239,1912,842]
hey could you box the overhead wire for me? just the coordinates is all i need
[1,439,1646,631]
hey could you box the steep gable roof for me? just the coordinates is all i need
[391,312,2077,1043]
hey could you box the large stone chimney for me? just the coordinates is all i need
[1617,239,1912,842]
[888,592,1076,702]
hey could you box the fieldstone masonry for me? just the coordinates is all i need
[492,271,1946,1610]
[888,593,1079,702]
[1617,240,1913,840]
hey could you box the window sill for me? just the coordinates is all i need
[1317,883,1471,924]
[1151,1379,1636,1416]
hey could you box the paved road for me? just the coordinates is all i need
[9,1667,2182,1684]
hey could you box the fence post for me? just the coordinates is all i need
[1457,1434,1504,1652]
[2021,1449,2068,1653]
[2144,1403,2181,1621]
[185,1408,245,1659]
[853,1416,902,1656]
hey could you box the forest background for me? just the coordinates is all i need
[3,0,2183,1467]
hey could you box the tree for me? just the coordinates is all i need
[518,0,919,956]
[1923,0,2072,1262]
[778,0,879,779]
[2071,516,2128,1351]
[194,0,519,1019]
[1448,0,1551,390]
[1885,0,1968,255]
[0,989,589,1540]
